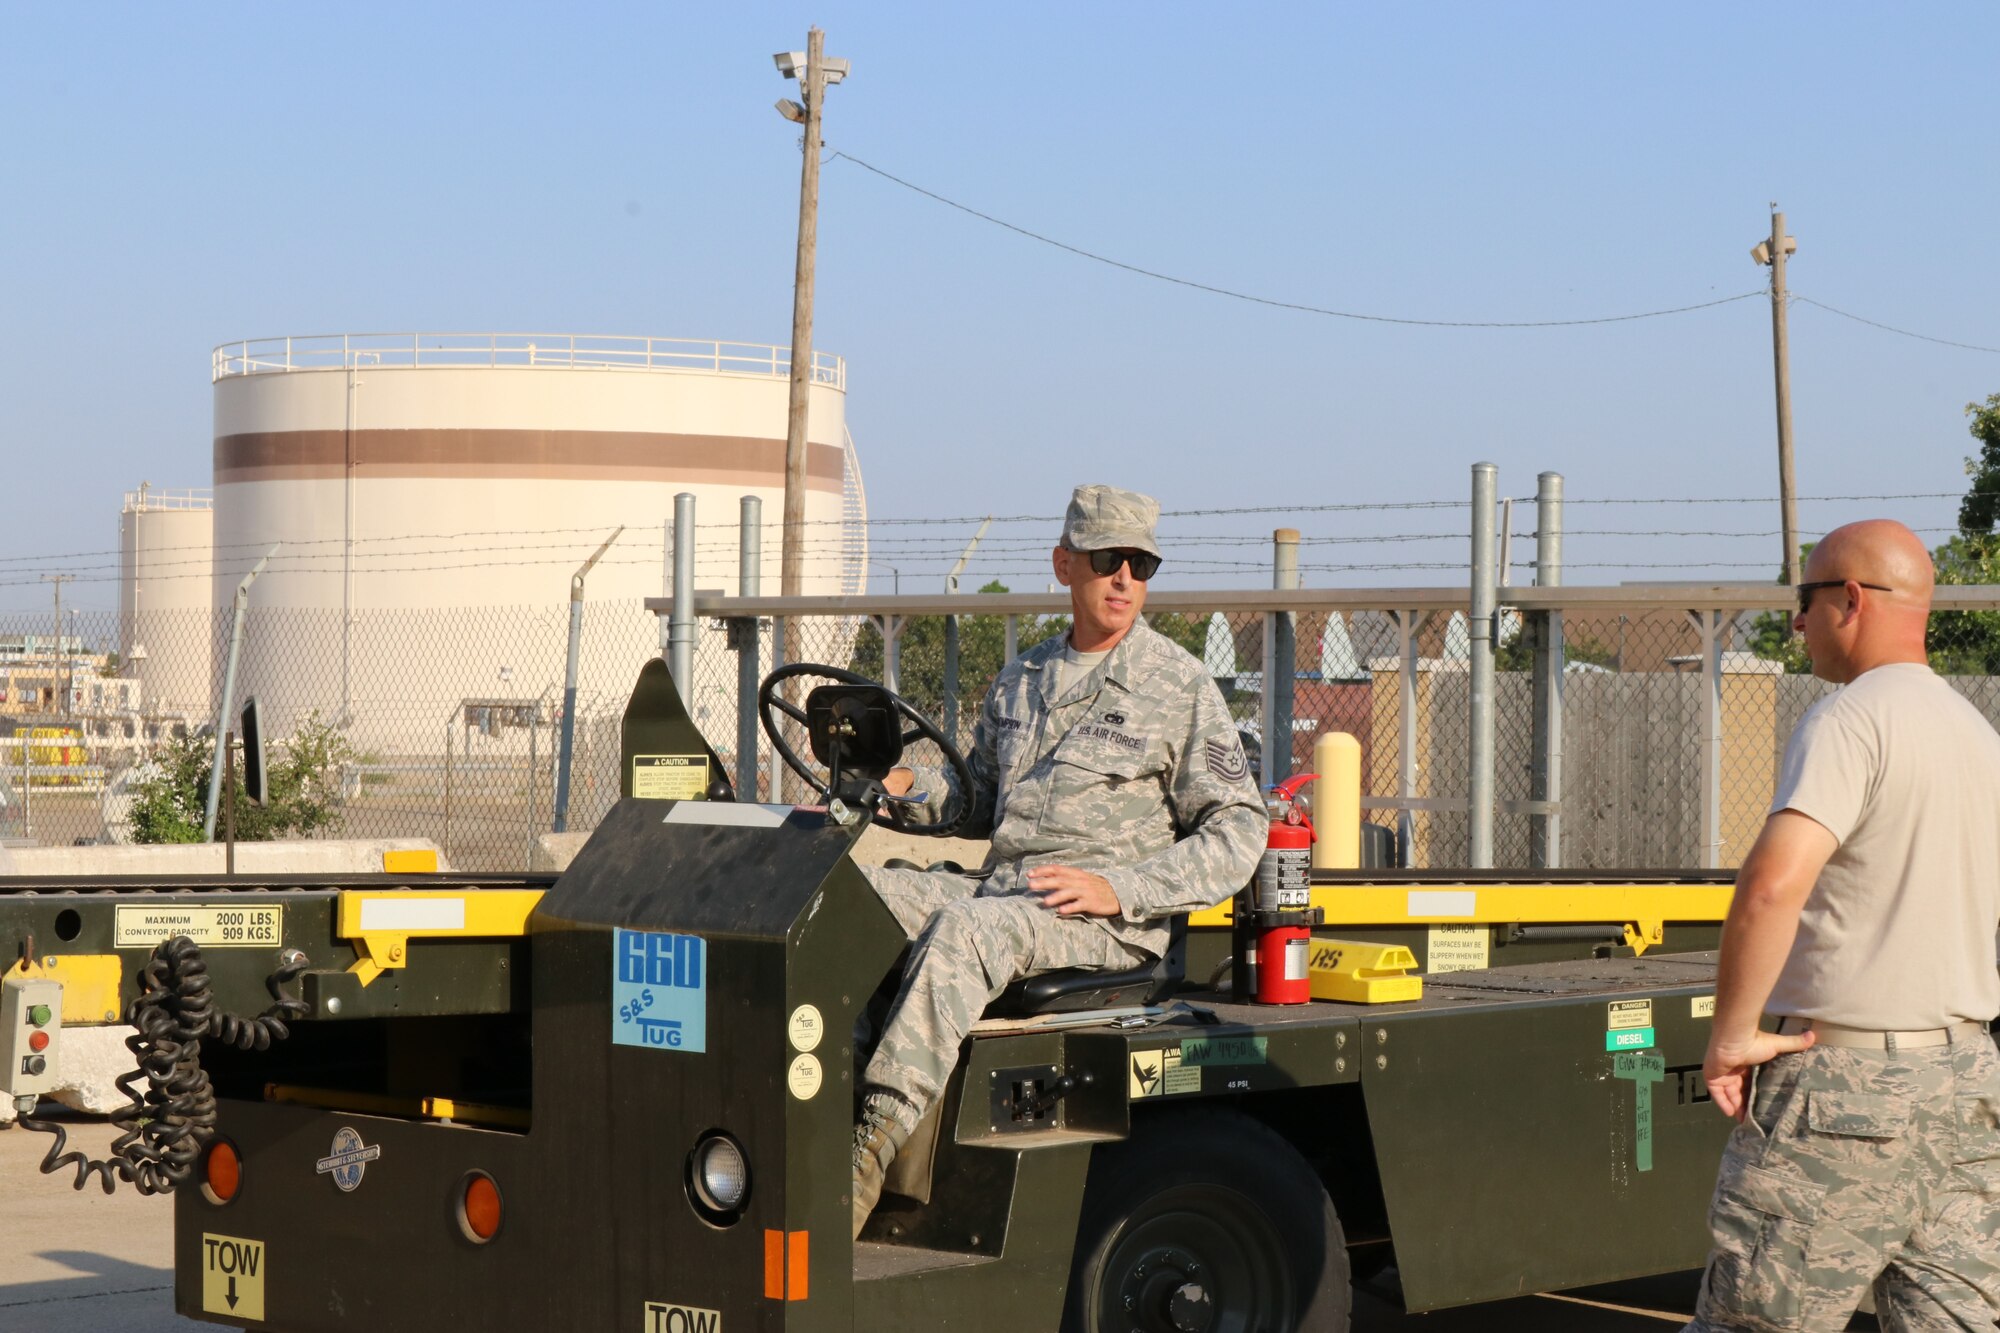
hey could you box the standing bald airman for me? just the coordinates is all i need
[1686,521,2000,1331]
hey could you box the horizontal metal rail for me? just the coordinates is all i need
[649,585,2000,618]
[212,332,845,390]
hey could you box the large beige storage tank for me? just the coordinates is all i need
[209,333,866,750]
[117,486,214,719]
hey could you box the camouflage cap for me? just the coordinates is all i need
[1060,484,1162,558]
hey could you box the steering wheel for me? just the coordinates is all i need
[757,662,974,838]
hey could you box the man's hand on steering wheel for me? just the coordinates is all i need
[756,663,974,838]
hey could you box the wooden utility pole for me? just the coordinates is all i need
[41,573,73,718]
[1755,208,1800,588]
[779,27,838,598]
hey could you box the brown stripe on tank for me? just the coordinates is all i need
[214,430,846,491]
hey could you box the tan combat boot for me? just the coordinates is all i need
[851,1112,907,1240]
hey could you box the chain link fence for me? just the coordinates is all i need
[4,588,1998,872]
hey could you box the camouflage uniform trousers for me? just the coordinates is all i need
[859,864,1150,1128]
[1685,1033,2000,1332]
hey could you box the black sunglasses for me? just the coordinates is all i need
[1796,579,1892,613]
[1074,547,1161,580]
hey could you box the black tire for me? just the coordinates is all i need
[1062,1106,1351,1333]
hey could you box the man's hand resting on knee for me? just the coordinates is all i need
[1025,865,1123,917]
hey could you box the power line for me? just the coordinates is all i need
[1792,295,2000,356]
[831,150,1767,329]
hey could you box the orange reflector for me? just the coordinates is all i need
[786,1230,809,1302]
[205,1140,241,1204]
[463,1174,502,1241]
[764,1230,785,1300]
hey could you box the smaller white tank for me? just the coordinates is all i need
[118,486,214,718]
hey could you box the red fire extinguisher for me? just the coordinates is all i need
[1236,773,1325,1005]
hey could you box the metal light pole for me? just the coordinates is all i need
[203,547,277,840]
[554,527,623,833]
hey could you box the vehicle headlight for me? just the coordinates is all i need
[689,1132,750,1220]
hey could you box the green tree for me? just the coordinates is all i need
[127,712,356,844]
[848,582,1068,722]
[1496,623,1618,671]
[1928,395,2000,673]
[1747,540,1818,674]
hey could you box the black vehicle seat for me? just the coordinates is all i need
[988,916,1187,1017]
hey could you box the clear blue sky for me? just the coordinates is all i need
[4,3,1998,607]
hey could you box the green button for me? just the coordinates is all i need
[26,1004,51,1027]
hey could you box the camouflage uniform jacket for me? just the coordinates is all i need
[910,621,1265,956]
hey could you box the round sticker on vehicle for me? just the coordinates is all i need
[787,1004,824,1052]
[787,1053,823,1101]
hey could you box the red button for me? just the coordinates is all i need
[27,1031,49,1053]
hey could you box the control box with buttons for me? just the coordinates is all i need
[2,976,63,1103]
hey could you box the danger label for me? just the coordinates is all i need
[201,1233,265,1321]
[1607,999,1655,1031]
[117,905,282,949]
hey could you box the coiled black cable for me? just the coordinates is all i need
[21,936,309,1195]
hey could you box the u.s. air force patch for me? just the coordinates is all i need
[1205,736,1249,782]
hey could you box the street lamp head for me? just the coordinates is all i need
[775,98,806,124]
[1750,236,1797,267]
[773,50,848,84]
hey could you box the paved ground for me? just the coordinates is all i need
[0,1113,1868,1332]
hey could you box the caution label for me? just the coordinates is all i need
[201,1233,265,1321]
[633,755,710,801]
[1425,924,1489,974]
[1129,1046,1201,1097]
[1129,1048,1164,1098]
[117,906,282,949]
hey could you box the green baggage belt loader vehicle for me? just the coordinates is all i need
[0,658,1905,1332]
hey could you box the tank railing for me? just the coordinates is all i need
[122,488,214,512]
[212,333,845,389]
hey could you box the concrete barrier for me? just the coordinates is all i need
[1,838,449,1124]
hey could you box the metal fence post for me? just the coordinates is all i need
[768,615,787,801]
[1259,611,1277,784]
[1689,609,1727,869]
[1004,615,1018,662]
[668,494,696,692]
[942,614,960,741]
[1530,471,1565,868]
[555,527,623,833]
[1468,463,1498,868]
[735,496,762,799]
[1394,609,1423,866]
[1271,530,1298,782]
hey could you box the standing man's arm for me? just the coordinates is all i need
[1703,810,1837,1118]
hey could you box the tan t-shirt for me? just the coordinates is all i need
[1766,662,2000,1029]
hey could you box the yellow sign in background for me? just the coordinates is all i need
[632,755,710,801]
[201,1232,266,1321]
